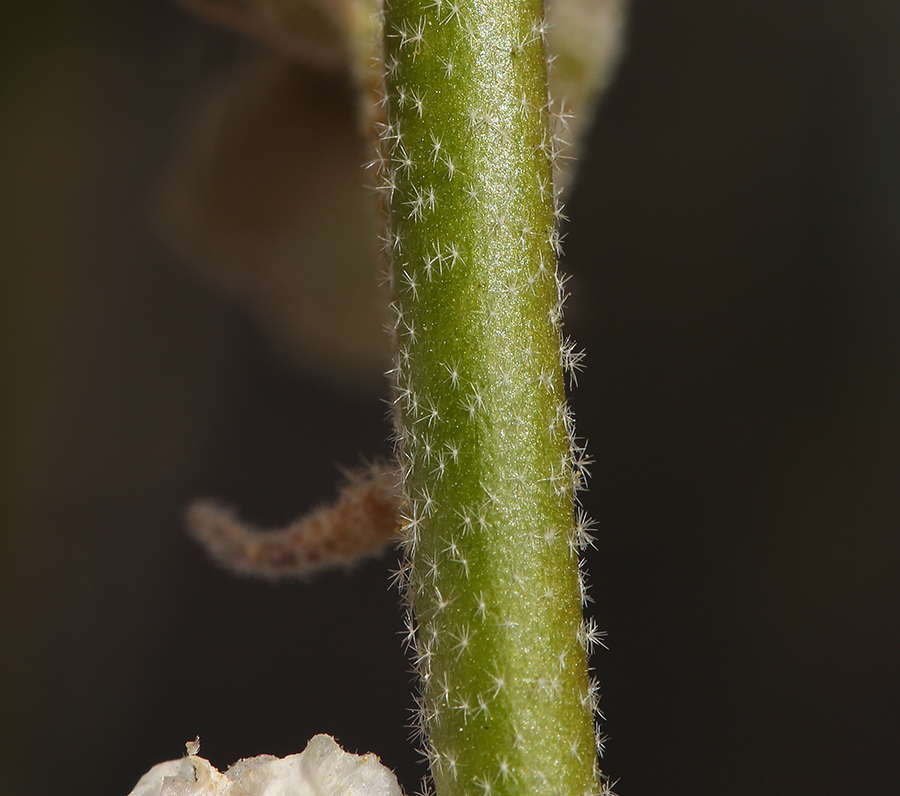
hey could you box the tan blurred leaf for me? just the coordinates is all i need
[175,0,349,65]
[163,0,628,387]
[547,0,629,191]
[159,60,388,389]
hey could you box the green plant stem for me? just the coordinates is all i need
[380,1,600,795]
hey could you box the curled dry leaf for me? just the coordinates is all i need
[165,0,628,385]
[187,462,400,578]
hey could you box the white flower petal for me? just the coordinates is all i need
[128,757,228,796]
[128,736,402,796]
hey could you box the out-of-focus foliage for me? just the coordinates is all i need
[163,0,628,387]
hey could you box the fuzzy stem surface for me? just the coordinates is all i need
[381,1,598,795]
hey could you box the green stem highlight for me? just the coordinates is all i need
[380,1,602,795]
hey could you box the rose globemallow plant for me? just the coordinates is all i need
[128,0,627,794]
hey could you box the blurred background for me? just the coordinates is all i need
[2,1,899,794]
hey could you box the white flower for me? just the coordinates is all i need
[128,734,403,796]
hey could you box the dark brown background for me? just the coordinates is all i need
[2,1,898,794]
